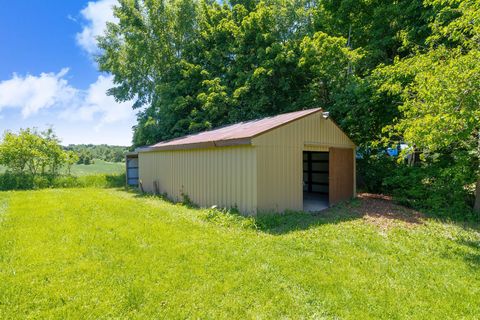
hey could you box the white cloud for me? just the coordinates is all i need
[67,14,78,23]
[76,0,117,54]
[0,69,77,117]
[0,69,134,128]
[60,75,134,129]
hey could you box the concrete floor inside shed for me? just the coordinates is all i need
[303,193,329,212]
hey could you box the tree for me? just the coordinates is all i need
[0,128,69,177]
[98,0,357,146]
[83,155,92,165]
[65,151,79,175]
[375,0,480,213]
[394,49,479,212]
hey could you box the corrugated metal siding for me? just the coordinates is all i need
[256,145,304,212]
[329,148,355,205]
[253,112,355,212]
[139,146,257,214]
[253,112,355,148]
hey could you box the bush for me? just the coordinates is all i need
[78,174,125,188]
[51,175,80,188]
[0,172,125,191]
[357,149,477,221]
[383,164,476,220]
[356,153,397,193]
[0,172,34,190]
[33,175,51,189]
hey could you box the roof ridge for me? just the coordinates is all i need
[142,107,322,152]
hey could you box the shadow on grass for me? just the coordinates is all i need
[454,238,480,268]
[127,189,430,234]
[255,194,430,235]
[105,173,127,188]
[126,189,364,233]
[255,204,361,235]
[129,188,198,208]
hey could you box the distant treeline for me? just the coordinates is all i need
[65,144,129,164]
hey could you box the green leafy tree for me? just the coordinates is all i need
[66,144,128,163]
[387,49,479,212]
[314,0,437,70]
[375,0,480,213]
[0,128,68,177]
[83,155,92,165]
[65,151,79,175]
[98,0,357,146]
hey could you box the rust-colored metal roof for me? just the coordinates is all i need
[142,108,322,152]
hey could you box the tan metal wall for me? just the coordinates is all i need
[253,112,355,212]
[138,146,257,214]
[329,147,355,205]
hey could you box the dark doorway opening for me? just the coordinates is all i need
[303,151,329,211]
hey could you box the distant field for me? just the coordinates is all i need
[67,159,124,176]
[0,160,124,176]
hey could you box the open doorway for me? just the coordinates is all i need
[303,151,329,211]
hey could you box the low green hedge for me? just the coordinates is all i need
[0,172,125,191]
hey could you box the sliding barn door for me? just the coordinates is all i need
[329,148,354,205]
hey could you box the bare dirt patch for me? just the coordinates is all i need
[341,193,424,230]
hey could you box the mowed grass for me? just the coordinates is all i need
[67,159,124,176]
[0,160,124,176]
[0,189,479,319]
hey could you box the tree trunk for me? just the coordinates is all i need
[476,131,480,213]
[475,177,480,213]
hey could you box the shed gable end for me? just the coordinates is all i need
[251,112,355,148]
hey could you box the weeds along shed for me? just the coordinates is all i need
[138,108,356,215]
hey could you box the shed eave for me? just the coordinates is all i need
[125,151,139,157]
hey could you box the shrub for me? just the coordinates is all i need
[180,192,197,208]
[32,175,51,189]
[357,149,477,221]
[0,172,125,191]
[0,172,34,190]
[356,153,397,193]
[383,164,475,220]
[51,175,81,188]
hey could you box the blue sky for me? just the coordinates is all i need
[0,0,136,146]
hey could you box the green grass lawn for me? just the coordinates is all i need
[0,188,479,319]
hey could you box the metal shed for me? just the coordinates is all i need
[137,108,356,215]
